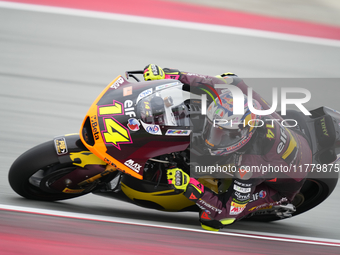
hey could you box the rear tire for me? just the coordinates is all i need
[245,177,338,222]
[8,140,89,201]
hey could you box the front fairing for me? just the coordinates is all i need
[80,76,193,180]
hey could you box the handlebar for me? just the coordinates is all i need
[125,70,144,82]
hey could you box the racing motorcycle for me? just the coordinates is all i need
[8,70,340,222]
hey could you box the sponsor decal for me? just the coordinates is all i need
[146,125,161,135]
[155,82,180,91]
[201,211,211,220]
[110,77,124,89]
[259,190,267,198]
[198,199,222,214]
[165,129,191,136]
[98,100,132,150]
[123,86,133,96]
[103,157,117,168]
[234,191,251,202]
[320,117,329,136]
[196,203,207,212]
[54,137,68,155]
[124,100,136,118]
[127,118,140,131]
[233,184,251,193]
[233,198,249,205]
[231,201,246,208]
[189,193,198,200]
[151,64,161,76]
[235,166,253,180]
[234,180,251,187]
[230,205,245,215]
[249,190,267,202]
[226,132,253,153]
[124,159,142,173]
[136,88,153,103]
[90,115,100,140]
[140,121,162,135]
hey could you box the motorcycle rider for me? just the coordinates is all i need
[143,64,312,231]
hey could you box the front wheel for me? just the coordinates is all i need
[8,140,92,201]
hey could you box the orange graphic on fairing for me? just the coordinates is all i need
[79,76,142,180]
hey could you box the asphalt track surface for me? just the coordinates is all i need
[1,1,340,254]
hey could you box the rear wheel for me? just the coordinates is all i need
[245,177,338,222]
[8,140,91,201]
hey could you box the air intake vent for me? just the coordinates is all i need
[82,117,95,146]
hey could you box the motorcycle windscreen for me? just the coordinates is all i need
[137,84,193,127]
[80,76,192,180]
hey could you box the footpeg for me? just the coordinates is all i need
[273,203,296,218]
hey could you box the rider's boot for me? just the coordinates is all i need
[199,210,224,231]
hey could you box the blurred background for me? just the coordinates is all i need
[172,0,340,26]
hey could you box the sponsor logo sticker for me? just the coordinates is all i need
[233,184,251,193]
[110,77,124,89]
[54,137,68,155]
[234,191,251,201]
[127,118,140,131]
[155,82,180,91]
[140,121,162,135]
[231,201,246,208]
[230,205,245,215]
[123,86,133,96]
[259,190,267,198]
[165,129,191,136]
[90,115,100,140]
[124,159,142,173]
[136,88,153,103]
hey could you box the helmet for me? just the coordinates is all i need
[202,90,261,155]
[143,64,165,81]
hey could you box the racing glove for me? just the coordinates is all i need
[215,72,236,78]
[143,64,165,81]
[167,168,204,202]
[220,72,235,77]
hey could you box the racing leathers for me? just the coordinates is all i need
[162,67,312,230]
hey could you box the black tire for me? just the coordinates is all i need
[8,140,89,201]
[245,177,338,222]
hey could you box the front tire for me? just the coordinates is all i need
[8,140,89,201]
